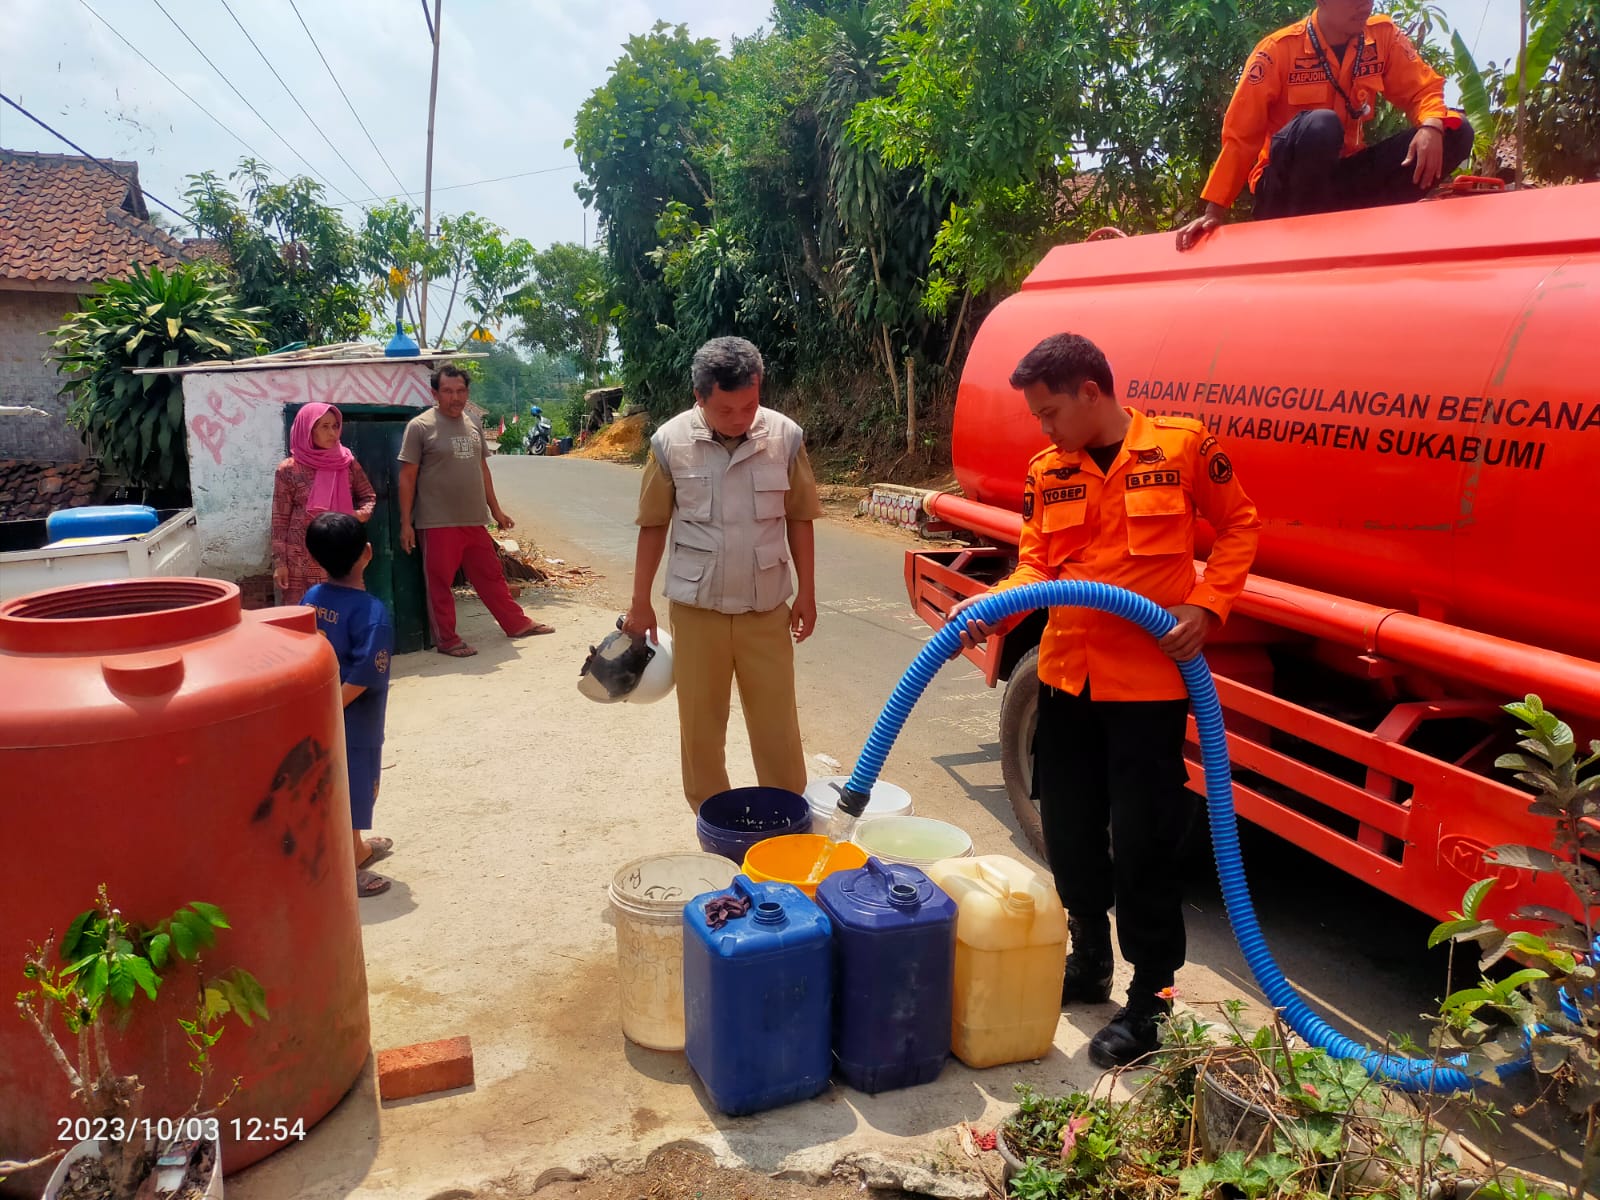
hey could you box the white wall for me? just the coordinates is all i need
[182,362,433,580]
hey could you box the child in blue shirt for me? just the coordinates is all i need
[303,512,396,898]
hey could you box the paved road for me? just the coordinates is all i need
[490,453,1575,1178]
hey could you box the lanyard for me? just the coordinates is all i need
[1305,19,1372,121]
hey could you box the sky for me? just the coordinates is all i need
[2,0,1519,260]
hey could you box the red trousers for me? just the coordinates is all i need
[419,526,529,648]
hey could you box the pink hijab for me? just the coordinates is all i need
[289,403,355,516]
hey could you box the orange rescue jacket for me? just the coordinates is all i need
[993,411,1262,701]
[1201,12,1451,209]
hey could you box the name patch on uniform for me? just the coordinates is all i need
[1288,69,1329,85]
[1042,485,1087,505]
[1126,470,1180,489]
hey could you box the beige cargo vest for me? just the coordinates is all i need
[654,405,804,614]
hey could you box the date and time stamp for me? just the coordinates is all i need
[56,1116,307,1143]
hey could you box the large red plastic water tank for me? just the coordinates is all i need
[0,579,369,1190]
[951,182,1600,664]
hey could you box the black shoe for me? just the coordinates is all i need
[1088,995,1172,1069]
[1061,914,1114,1005]
[1060,954,1113,1004]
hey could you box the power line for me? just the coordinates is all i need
[76,0,283,183]
[144,0,340,196]
[286,0,410,197]
[215,0,380,201]
[0,91,189,224]
[332,164,579,208]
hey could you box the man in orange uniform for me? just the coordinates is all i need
[1176,0,1473,250]
[953,333,1261,1067]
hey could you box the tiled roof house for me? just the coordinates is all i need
[0,149,194,462]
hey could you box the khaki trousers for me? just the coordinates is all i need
[669,600,807,811]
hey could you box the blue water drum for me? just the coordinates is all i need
[46,504,158,542]
[683,875,833,1116]
[815,856,957,1093]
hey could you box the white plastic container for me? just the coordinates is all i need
[926,855,1067,1069]
[852,814,973,867]
[803,776,914,827]
[609,852,739,1050]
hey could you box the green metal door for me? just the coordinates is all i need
[283,405,430,654]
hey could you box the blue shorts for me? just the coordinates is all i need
[347,744,382,829]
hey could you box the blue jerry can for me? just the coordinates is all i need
[683,875,833,1116]
[815,856,957,1093]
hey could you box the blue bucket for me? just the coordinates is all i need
[696,787,812,863]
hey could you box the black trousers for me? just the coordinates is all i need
[1253,109,1475,220]
[1035,680,1190,983]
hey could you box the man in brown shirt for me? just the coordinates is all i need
[623,337,824,810]
[399,363,552,656]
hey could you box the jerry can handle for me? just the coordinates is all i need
[975,860,1011,900]
[865,855,894,887]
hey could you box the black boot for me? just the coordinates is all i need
[1088,980,1172,1068]
[1060,915,1114,1005]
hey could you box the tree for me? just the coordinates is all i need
[456,222,536,348]
[570,21,726,415]
[511,242,611,386]
[465,344,578,421]
[1521,0,1600,182]
[849,0,1305,302]
[185,160,368,347]
[49,264,266,494]
[356,199,432,339]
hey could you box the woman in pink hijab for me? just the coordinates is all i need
[271,403,377,604]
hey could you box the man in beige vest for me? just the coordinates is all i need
[622,337,823,810]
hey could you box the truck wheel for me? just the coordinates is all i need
[999,647,1047,859]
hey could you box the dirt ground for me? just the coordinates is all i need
[494,1145,928,1200]
[572,412,649,462]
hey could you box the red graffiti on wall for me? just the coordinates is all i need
[188,379,268,464]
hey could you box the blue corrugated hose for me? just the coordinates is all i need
[841,579,1480,1093]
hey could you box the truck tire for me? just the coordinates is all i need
[999,647,1046,858]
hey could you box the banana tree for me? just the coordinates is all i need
[1450,0,1579,179]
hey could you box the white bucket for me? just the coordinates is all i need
[803,776,914,827]
[609,852,739,1051]
[852,814,974,868]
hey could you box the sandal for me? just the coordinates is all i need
[356,836,394,869]
[438,642,478,657]
[357,869,391,897]
[510,621,555,637]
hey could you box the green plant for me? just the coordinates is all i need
[0,886,267,1200]
[1430,694,1599,1193]
[995,999,1561,1200]
[49,264,266,494]
[188,160,368,347]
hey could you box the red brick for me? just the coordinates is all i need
[376,1036,474,1102]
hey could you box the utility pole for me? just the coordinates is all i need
[420,0,443,347]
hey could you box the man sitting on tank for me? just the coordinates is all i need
[1175,0,1473,251]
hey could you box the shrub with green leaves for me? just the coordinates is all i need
[1431,694,1599,1194]
[49,264,266,494]
[1,885,267,1199]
